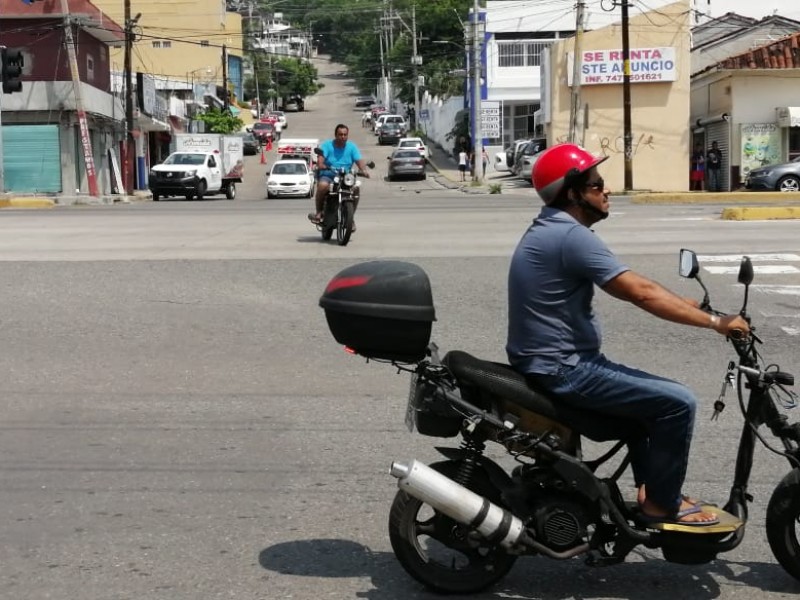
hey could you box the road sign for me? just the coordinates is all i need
[420,109,429,122]
[480,101,501,138]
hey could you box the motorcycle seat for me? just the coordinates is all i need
[442,350,645,443]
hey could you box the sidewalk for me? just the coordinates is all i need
[425,141,496,194]
[423,138,800,219]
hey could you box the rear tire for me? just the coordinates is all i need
[152,192,160,202]
[766,468,800,581]
[388,460,517,594]
[225,183,236,200]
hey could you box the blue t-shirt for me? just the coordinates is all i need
[319,139,362,174]
[506,207,629,375]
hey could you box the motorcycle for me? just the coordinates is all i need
[312,148,374,246]
[318,251,799,594]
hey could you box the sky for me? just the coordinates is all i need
[699,0,800,21]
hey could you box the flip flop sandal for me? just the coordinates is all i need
[638,504,720,527]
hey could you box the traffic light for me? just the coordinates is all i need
[2,47,24,94]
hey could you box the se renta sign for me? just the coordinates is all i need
[567,47,677,86]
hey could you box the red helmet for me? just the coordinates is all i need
[532,143,608,205]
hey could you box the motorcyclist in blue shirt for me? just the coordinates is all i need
[308,124,371,228]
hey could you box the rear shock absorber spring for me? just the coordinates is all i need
[454,437,486,487]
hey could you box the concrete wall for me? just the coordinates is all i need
[418,95,465,157]
[95,0,242,86]
[546,0,692,192]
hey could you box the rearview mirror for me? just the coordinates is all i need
[738,256,754,286]
[313,148,322,156]
[367,161,376,169]
[678,249,699,279]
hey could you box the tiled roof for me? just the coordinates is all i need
[718,31,800,69]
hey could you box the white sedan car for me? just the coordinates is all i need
[396,137,429,160]
[266,159,315,199]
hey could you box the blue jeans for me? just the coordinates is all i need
[529,353,697,511]
[708,168,722,191]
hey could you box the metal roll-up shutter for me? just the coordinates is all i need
[706,121,730,191]
[2,125,62,193]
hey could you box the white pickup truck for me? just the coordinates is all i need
[148,134,243,201]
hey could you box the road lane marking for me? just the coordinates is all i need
[751,285,800,296]
[698,253,800,262]
[706,265,800,275]
[781,327,800,336]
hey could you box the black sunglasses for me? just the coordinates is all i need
[585,177,605,191]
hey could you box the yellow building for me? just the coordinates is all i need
[543,0,692,192]
[92,0,243,91]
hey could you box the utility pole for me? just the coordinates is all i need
[222,44,229,111]
[620,0,633,190]
[471,0,482,183]
[411,4,420,130]
[124,0,135,195]
[60,0,99,196]
[568,0,585,143]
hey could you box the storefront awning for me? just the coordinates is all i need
[776,107,800,128]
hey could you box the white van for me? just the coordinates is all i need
[373,114,407,135]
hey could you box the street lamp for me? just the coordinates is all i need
[188,66,212,100]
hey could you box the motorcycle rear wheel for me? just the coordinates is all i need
[388,460,517,594]
[766,468,800,581]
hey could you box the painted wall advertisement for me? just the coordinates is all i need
[740,123,781,180]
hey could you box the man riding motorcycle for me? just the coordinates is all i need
[308,124,371,230]
[507,143,749,526]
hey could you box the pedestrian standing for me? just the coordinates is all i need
[706,141,723,192]
[482,148,489,178]
[458,150,468,182]
[690,143,705,191]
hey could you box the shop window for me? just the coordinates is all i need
[789,128,800,161]
[152,41,161,48]
[201,41,210,47]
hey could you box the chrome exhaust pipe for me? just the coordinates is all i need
[390,459,526,550]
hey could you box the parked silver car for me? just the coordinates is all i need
[745,156,800,192]
[513,138,547,180]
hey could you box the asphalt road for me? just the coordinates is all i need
[0,58,799,600]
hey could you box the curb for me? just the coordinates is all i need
[0,197,55,209]
[721,206,800,220]
[631,192,800,204]
[427,157,491,194]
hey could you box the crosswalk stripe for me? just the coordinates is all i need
[781,327,800,336]
[705,265,800,275]
[751,285,800,296]
[698,253,800,262]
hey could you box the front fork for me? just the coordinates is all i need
[724,374,799,520]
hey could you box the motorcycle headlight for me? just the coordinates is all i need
[344,173,356,187]
[354,180,362,188]
[333,176,340,184]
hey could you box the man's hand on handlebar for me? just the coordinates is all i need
[712,314,751,339]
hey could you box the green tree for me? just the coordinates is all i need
[196,107,244,134]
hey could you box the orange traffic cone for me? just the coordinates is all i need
[266,137,273,152]
[260,145,267,164]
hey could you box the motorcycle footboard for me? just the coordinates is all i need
[626,501,744,534]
